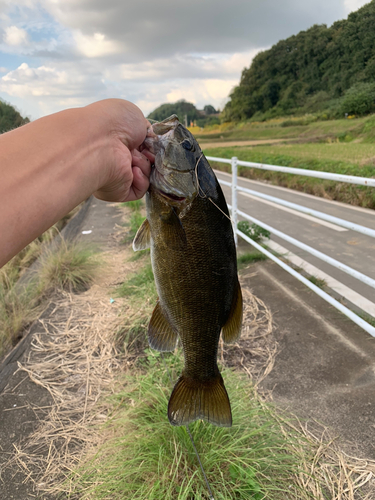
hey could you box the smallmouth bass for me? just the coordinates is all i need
[133,115,242,427]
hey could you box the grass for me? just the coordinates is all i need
[237,221,271,243]
[204,145,375,209]
[38,240,98,293]
[308,275,327,289]
[0,238,98,357]
[194,114,375,143]
[116,261,156,302]
[238,141,375,166]
[122,199,144,212]
[67,351,318,500]
[237,252,268,269]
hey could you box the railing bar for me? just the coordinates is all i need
[236,230,375,337]
[224,183,375,238]
[232,207,375,290]
[207,156,375,187]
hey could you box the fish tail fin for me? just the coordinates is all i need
[168,373,232,427]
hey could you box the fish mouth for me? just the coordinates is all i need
[157,189,186,203]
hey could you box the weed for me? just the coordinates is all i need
[237,221,271,242]
[356,312,375,328]
[0,281,39,354]
[122,199,144,212]
[237,252,268,269]
[308,275,327,289]
[117,261,156,302]
[129,248,150,261]
[38,240,98,293]
[123,212,146,244]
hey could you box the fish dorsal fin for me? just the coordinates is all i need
[148,300,178,352]
[133,219,151,251]
[160,208,187,251]
[222,280,243,344]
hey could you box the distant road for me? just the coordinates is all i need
[215,170,375,319]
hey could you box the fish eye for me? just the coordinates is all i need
[181,139,194,151]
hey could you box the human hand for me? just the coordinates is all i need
[87,99,154,203]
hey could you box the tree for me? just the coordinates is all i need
[0,100,30,133]
[203,105,217,115]
[223,0,375,120]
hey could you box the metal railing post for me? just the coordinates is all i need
[231,157,238,246]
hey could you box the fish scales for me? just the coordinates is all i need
[133,115,243,427]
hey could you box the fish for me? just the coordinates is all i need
[133,115,242,427]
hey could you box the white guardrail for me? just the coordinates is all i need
[206,155,375,337]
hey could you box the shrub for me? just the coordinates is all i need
[237,221,270,242]
[341,83,375,116]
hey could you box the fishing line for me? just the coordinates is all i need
[160,352,216,500]
[194,153,235,226]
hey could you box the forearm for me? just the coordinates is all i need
[0,106,114,266]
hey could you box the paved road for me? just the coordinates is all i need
[215,170,375,318]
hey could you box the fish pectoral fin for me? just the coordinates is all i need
[168,373,232,427]
[148,301,178,352]
[161,208,187,251]
[132,219,151,251]
[222,280,243,344]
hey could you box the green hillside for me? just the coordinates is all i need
[0,99,29,133]
[223,1,375,121]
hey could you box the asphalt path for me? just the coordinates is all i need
[215,170,375,318]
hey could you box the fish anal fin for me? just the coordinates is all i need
[161,208,187,251]
[222,280,243,344]
[168,373,232,427]
[148,301,178,352]
[133,218,151,251]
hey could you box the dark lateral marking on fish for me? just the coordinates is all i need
[221,280,243,344]
[133,218,151,251]
[148,301,178,352]
[168,372,232,427]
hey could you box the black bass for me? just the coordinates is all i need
[133,115,242,427]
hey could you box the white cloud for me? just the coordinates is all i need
[3,26,29,46]
[0,0,368,120]
[73,31,121,58]
[344,0,370,13]
[0,62,105,108]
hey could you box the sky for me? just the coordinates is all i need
[0,0,370,120]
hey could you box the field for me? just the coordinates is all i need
[191,115,375,209]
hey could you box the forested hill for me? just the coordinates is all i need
[0,100,29,133]
[223,1,375,121]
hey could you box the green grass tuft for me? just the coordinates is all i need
[0,238,98,357]
[237,252,268,269]
[308,275,327,289]
[38,240,98,293]
[237,221,271,243]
